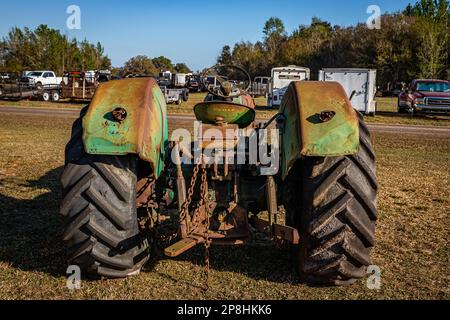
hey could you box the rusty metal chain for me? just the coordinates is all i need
[179,163,200,230]
[179,159,212,290]
[201,166,212,290]
[141,156,213,290]
[189,161,208,235]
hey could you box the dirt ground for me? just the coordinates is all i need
[0,113,448,300]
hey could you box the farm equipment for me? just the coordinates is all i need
[61,71,111,100]
[60,64,377,285]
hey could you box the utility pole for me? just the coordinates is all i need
[62,32,68,75]
[62,35,65,75]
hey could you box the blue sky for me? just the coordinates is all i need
[0,0,415,71]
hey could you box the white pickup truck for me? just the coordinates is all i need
[26,71,63,90]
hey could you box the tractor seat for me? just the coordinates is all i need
[194,100,256,129]
[194,96,256,129]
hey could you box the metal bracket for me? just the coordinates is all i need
[266,176,278,235]
[249,217,299,245]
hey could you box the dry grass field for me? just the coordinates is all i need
[0,111,448,300]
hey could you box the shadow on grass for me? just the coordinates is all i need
[0,167,66,277]
[0,167,300,285]
[152,238,301,285]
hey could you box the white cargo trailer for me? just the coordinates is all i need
[268,66,310,108]
[173,73,189,88]
[318,68,377,115]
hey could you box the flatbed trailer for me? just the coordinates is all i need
[0,82,61,101]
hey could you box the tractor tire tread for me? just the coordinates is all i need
[286,113,377,285]
[60,111,149,278]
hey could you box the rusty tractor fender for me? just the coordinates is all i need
[82,78,169,178]
[280,81,359,180]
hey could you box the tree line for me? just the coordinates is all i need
[0,25,111,75]
[217,0,450,89]
[1,0,448,88]
[116,55,192,77]
[0,25,192,77]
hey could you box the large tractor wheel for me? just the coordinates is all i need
[60,108,150,278]
[284,113,377,285]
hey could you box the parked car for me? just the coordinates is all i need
[26,71,63,90]
[187,77,200,92]
[398,79,450,115]
[0,72,12,80]
[268,66,310,108]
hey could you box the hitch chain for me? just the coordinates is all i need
[178,157,212,289]
[200,165,211,289]
[179,163,200,233]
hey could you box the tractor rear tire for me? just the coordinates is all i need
[284,113,377,285]
[60,108,150,278]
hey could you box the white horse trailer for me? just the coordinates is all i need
[319,68,377,115]
[268,66,310,108]
[173,73,189,88]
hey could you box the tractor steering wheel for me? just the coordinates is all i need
[201,64,252,99]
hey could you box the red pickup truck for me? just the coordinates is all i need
[398,79,450,115]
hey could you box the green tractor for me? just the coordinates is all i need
[60,65,377,285]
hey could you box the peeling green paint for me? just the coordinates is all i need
[83,78,168,178]
[280,81,359,180]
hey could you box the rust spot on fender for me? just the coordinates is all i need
[83,78,168,178]
[280,81,359,180]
